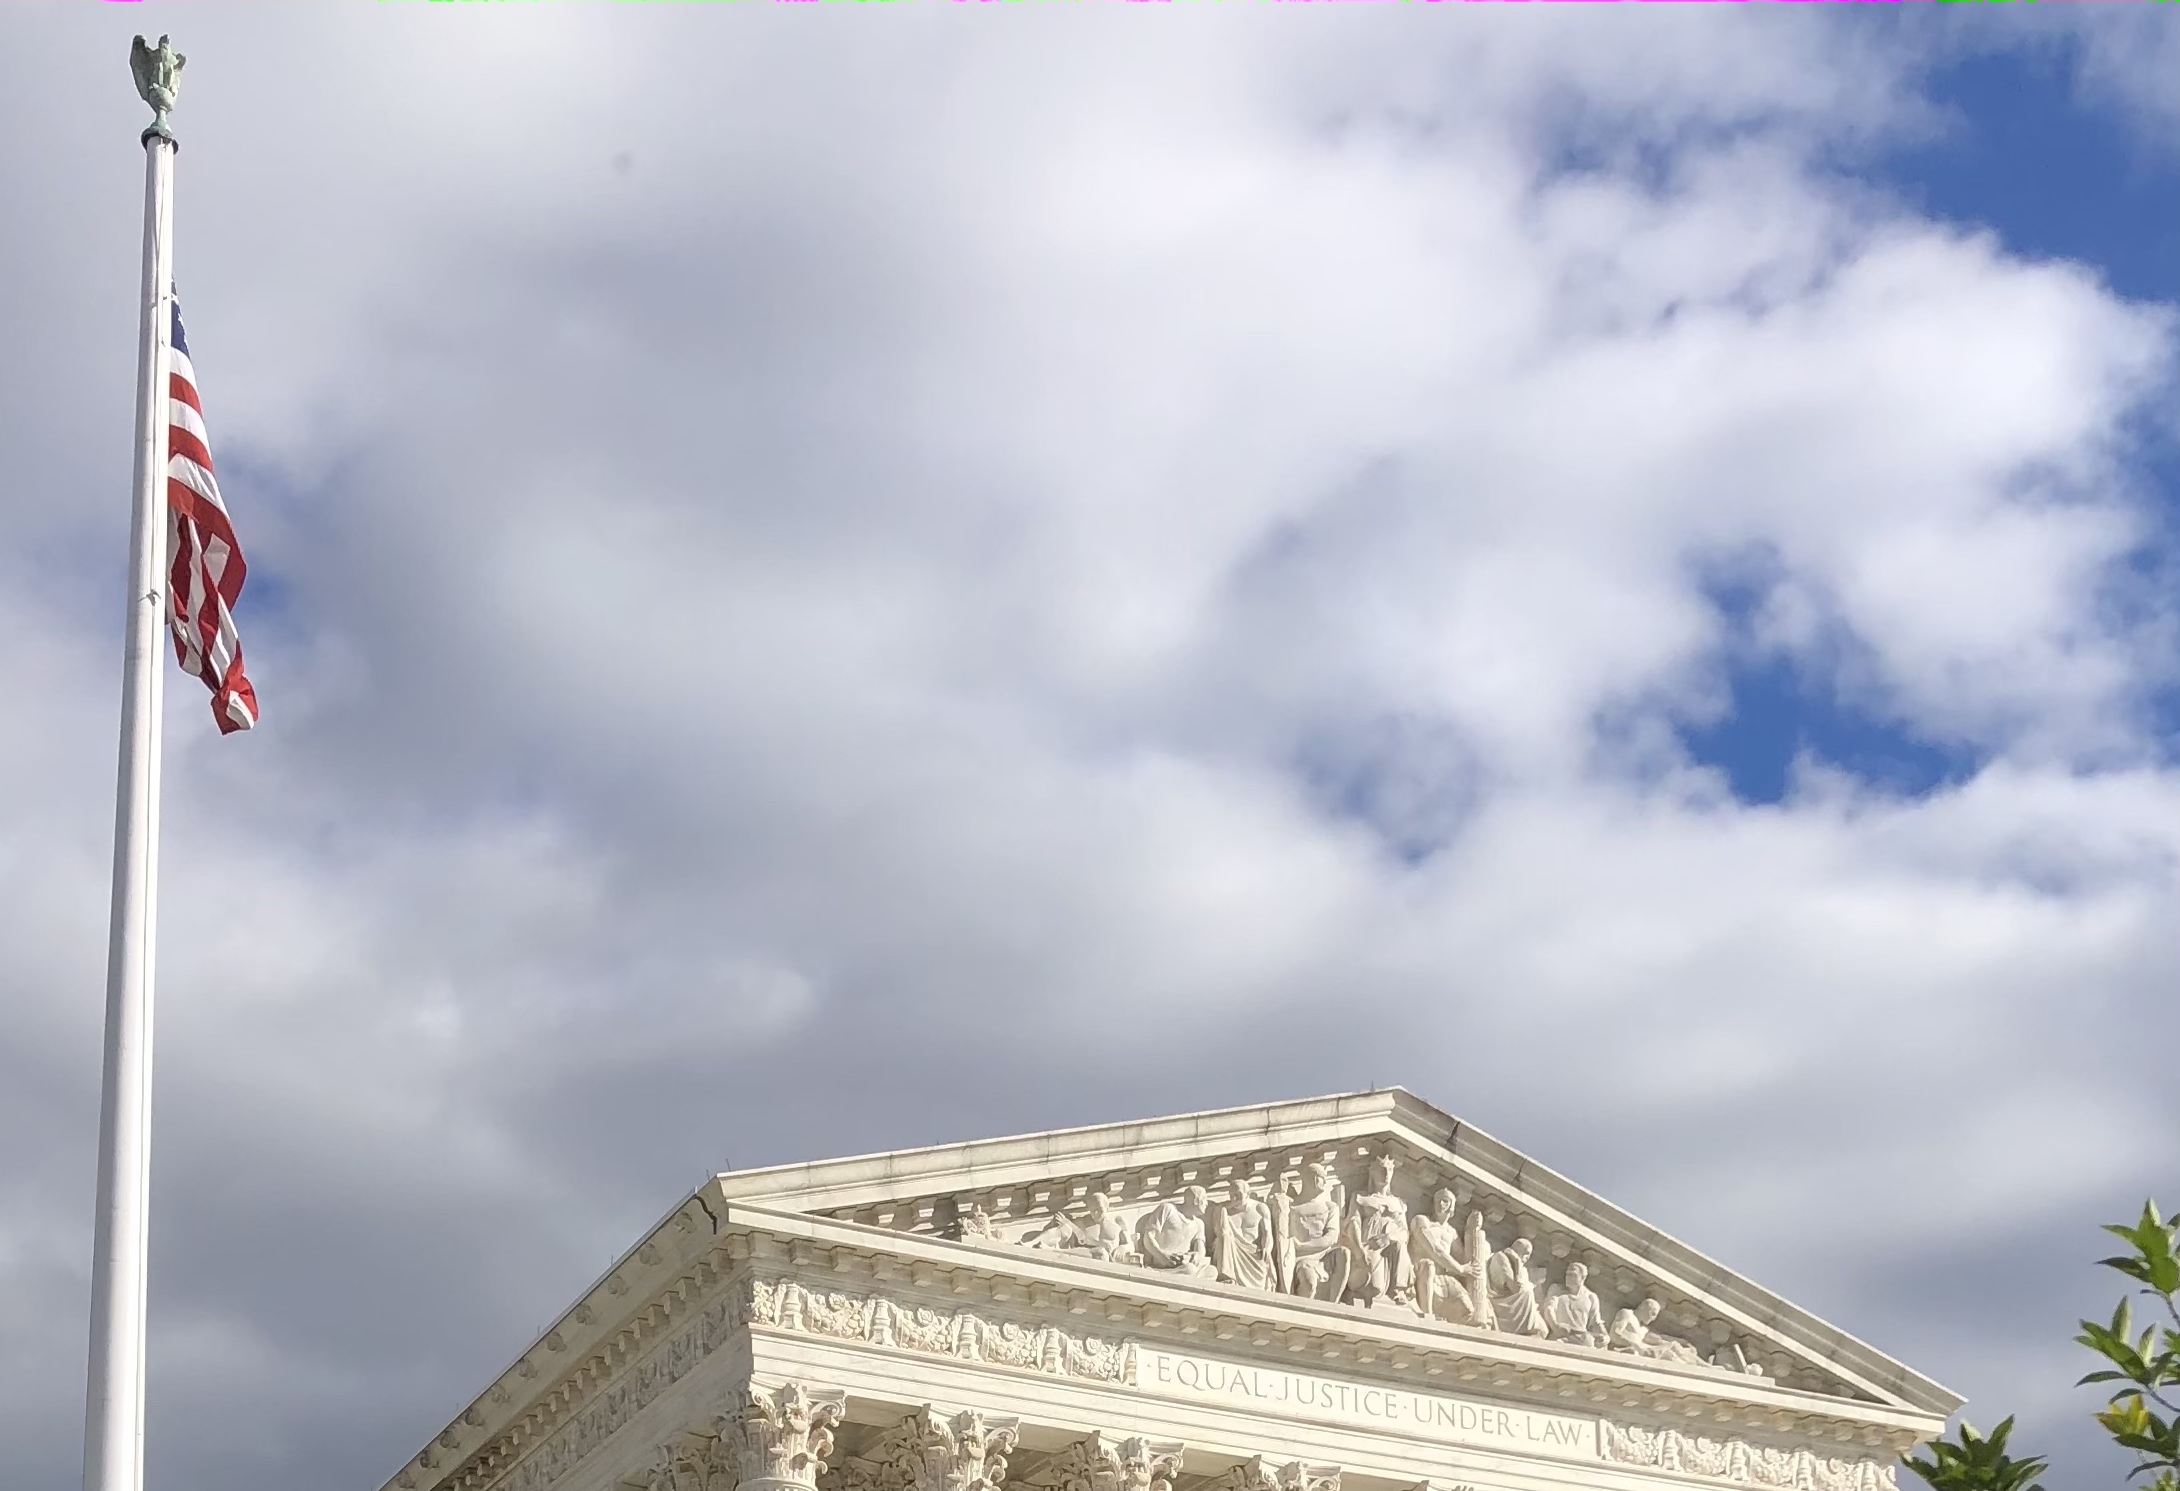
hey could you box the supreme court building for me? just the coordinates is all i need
[378,1090,1954,1491]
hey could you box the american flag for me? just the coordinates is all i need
[166,301,258,734]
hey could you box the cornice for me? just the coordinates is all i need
[722,1204,1941,1448]
[713,1093,1407,1216]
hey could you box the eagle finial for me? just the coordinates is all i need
[129,34,185,142]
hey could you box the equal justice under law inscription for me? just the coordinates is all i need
[1134,1348,1598,1463]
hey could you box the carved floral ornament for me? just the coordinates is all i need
[1206,1457,1340,1491]
[834,1407,1023,1491]
[1031,1432,1185,1491]
[622,1383,846,1491]
[914,1152,1774,1384]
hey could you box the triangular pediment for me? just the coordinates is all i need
[700,1089,1955,1417]
[383,1089,1960,1491]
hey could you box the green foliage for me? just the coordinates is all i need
[1904,1419,2047,1491]
[2077,1202,2180,1491]
[1903,1200,2180,1491]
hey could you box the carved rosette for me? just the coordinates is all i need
[718,1382,848,1491]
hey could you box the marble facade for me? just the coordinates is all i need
[378,1091,1957,1491]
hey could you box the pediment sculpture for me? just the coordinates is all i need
[966,1153,1768,1381]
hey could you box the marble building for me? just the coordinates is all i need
[377,1090,1955,1491]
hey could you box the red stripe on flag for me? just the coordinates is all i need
[163,308,258,732]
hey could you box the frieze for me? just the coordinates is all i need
[748,1278,1137,1387]
[1599,1419,1898,1491]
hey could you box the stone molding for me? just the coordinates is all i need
[747,1278,1905,1491]
[752,1277,1136,1386]
[1600,1421,1897,1491]
[743,1266,1919,1452]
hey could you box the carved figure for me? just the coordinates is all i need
[1608,1298,1706,1365]
[1712,1341,1768,1378]
[1542,1262,1609,1347]
[944,1202,999,1244]
[129,35,186,138]
[1485,1237,1550,1337]
[1024,1193,1132,1262]
[1409,1189,1490,1326]
[1211,1178,1277,1292]
[1342,1155,1412,1308]
[1135,1186,1216,1278]
[1277,1163,1350,1302]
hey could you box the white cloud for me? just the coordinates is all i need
[0,8,2173,1490]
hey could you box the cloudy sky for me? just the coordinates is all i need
[3,5,2177,1489]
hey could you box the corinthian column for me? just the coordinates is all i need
[719,1382,848,1491]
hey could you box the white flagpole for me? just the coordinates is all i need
[84,36,182,1491]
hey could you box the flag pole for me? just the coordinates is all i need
[84,36,182,1491]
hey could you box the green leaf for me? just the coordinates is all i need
[2081,1303,2157,1384]
[1905,1419,2048,1491]
[2100,1203,2180,1296]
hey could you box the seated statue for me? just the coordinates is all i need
[1608,1298,1706,1365]
[1485,1237,1550,1337]
[1024,1192,1132,1262]
[1410,1189,1490,1327]
[1136,1186,1216,1278]
[1345,1155,1413,1308]
[1542,1262,1608,1348]
[1278,1163,1350,1302]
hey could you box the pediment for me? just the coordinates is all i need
[703,1089,1954,1417]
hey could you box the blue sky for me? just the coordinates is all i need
[2,10,2178,1491]
[1684,31,2180,807]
